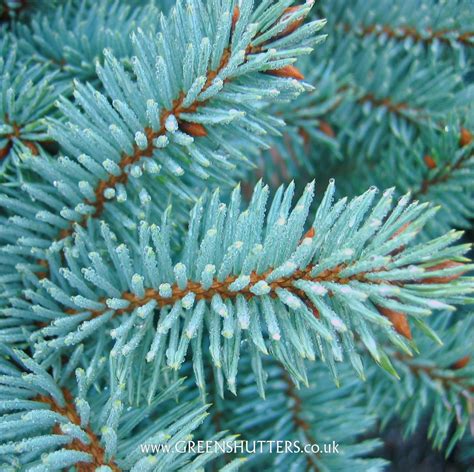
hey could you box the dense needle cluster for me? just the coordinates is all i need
[0,0,473,471]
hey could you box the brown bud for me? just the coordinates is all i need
[232,6,240,29]
[298,128,310,146]
[459,127,472,148]
[423,260,467,284]
[319,120,335,138]
[265,65,304,80]
[299,226,315,245]
[179,121,208,137]
[451,355,470,370]
[37,258,49,279]
[311,305,320,319]
[392,222,410,239]
[0,145,9,160]
[377,306,412,340]
[303,227,315,239]
[423,155,436,169]
[389,222,411,256]
[278,6,305,37]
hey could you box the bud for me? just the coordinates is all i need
[319,120,336,138]
[389,222,410,256]
[278,6,305,37]
[0,144,10,160]
[303,227,315,239]
[423,260,467,284]
[451,355,470,370]
[391,222,410,239]
[377,306,412,340]
[37,259,49,280]
[266,65,304,80]
[459,127,472,148]
[311,305,320,319]
[423,155,436,169]
[232,6,240,29]
[179,121,208,137]
[298,226,315,245]
[299,128,310,146]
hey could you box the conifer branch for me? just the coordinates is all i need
[0,0,325,292]
[57,38,265,239]
[8,180,472,393]
[0,347,234,470]
[343,23,474,48]
[0,45,59,169]
[33,388,120,471]
[198,358,388,470]
[417,128,473,197]
[363,314,474,452]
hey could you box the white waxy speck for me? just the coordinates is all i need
[104,188,115,199]
[131,165,142,178]
[135,131,148,150]
[139,189,151,205]
[144,160,161,174]
[159,283,172,298]
[331,318,347,331]
[218,306,227,317]
[250,280,271,296]
[153,135,169,148]
[311,283,327,296]
[427,300,450,310]
[239,319,249,329]
[181,292,195,310]
[165,114,178,132]
[370,218,382,228]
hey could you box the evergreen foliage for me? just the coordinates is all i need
[0,0,473,470]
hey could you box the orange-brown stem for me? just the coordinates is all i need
[34,388,120,472]
[55,27,307,241]
[395,352,474,393]
[418,128,473,196]
[83,264,372,321]
[0,121,39,160]
[358,93,408,115]
[347,23,474,48]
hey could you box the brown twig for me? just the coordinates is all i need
[417,128,473,196]
[80,263,372,321]
[345,23,474,48]
[0,120,39,160]
[394,353,474,393]
[33,388,120,471]
[282,372,320,471]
